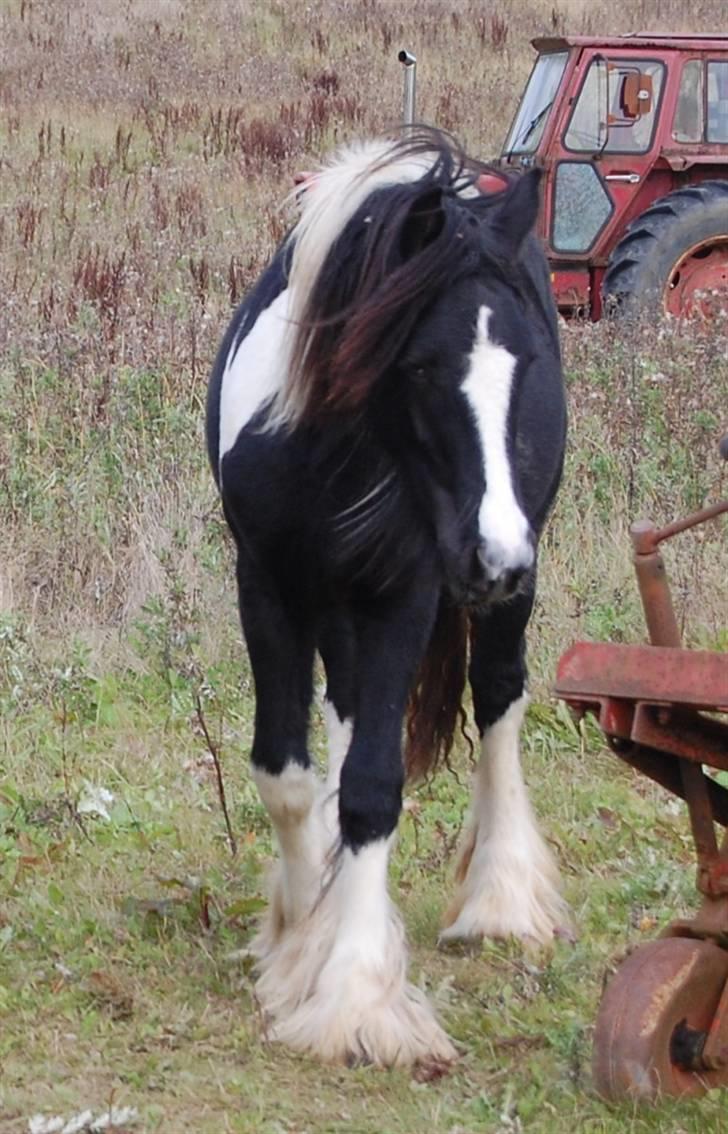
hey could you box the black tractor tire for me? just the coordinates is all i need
[602,180,728,317]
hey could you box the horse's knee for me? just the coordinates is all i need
[253,760,317,824]
[470,662,526,734]
[469,624,529,733]
[338,755,403,851]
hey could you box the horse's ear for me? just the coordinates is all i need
[489,168,542,256]
[400,188,445,260]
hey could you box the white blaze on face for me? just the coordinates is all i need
[461,305,534,580]
[218,288,290,469]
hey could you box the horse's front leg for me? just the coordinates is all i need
[317,608,356,842]
[236,563,325,954]
[441,582,570,946]
[257,587,457,1068]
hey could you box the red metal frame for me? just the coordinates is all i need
[558,499,728,899]
[555,489,728,1083]
[556,497,728,900]
[502,35,728,317]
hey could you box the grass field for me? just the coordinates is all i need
[1,1,728,1131]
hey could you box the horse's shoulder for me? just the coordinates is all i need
[227,239,293,356]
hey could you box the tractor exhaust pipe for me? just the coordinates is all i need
[398,49,417,127]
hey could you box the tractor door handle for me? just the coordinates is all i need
[605,172,641,184]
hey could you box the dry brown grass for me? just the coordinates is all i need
[1,0,726,639]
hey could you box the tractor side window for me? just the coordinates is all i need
[565,62,608,151]
[707,62,728,143]
[566,58,664,153]
[552,162,613,253]
[673,61,704,142]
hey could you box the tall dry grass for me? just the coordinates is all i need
[0,0,726,664]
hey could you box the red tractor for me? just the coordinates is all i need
[499,35,728,319]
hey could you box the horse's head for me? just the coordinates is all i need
[390,169,547,605]
[277,131,557,603]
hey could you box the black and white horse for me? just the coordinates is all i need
[207,130,567,1068]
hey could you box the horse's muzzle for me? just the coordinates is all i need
[462,537,535,605]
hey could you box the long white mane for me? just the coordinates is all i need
[264,139,437,430]
[288,139,435,329]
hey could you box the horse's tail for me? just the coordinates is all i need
[404,600,470,782]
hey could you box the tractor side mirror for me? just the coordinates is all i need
[620,71,653,119]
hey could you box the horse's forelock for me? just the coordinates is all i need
[323,196,470,409]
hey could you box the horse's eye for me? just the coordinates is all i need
[410,366,428,384]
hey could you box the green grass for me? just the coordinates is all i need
[0,666,720,1133]
[0,630,721,1134]
[0,671,723,1132]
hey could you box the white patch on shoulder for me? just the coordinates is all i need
[461,305,534,579]
[218,288,291,466]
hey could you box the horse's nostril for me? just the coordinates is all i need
[501,568,524,597]
[476,533,534,578]
[472,541,530,594]
[475,543,493,579]
[472,546,487,579]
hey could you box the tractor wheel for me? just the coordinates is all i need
[592,937,728,1101]
[603,181,728,319]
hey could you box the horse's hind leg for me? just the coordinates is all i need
[440,581,569,946]
[236,562,326,954]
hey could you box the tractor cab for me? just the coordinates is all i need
[501,36,728,318]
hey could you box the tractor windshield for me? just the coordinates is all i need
[503,51,568,156]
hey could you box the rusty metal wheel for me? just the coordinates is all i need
[664,238,728,318]
[593,937,728,1101]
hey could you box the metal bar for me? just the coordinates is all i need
[699,972,728,1070]
[556,643,728,712]
[628,522,723,884]
[630,522,683,649]
[398,49,417,126]
[682,759,720,866]
[631,502,728,555]
[631,703,728,770]
[653,500,728,547]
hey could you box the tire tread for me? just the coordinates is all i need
[603,180,728,312]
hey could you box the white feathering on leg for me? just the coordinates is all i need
[255,839,457,1067]
[251,763,328,956]
[440,694,569,945]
